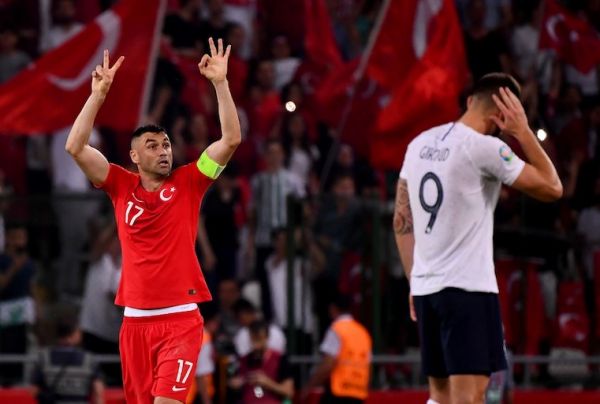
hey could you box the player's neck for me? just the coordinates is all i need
[458,112,488,135]
[139,171,166,192]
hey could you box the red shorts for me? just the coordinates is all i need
[120,309,203,403]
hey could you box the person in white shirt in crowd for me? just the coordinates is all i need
[265,228,314,352]
[41,0,103,294]
[232,298,285,357]
[270,36,300,91]
[394,73,562,404]
[79,219,122,385]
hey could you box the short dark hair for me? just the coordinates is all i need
[233,298,256,316]
[5,221,27,233]
[331,292,352,313]
[249,320,269,337]
[56,316,78,339]
[131,124,167,141]
[471,73,521,105]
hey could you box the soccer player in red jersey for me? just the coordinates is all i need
[65,38,241,403]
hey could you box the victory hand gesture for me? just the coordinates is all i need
[198,37,231,84]
[92,50,124,97]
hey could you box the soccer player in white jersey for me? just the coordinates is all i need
[393,73,562,404]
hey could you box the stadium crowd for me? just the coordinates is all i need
[0,0,600,397]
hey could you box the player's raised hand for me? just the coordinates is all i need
[198,37,231,84]
[490,87,530,139]
[91,50,125,97]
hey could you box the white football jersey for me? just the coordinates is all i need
[399,122,525,296]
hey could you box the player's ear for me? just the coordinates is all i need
[466,95,474,109]
[130,149,139,165]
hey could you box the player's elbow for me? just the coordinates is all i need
[536,180,563,202]
[225,130,241,148]
[65,140,83,157]
[546,180,563,202]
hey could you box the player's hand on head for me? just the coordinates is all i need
[91,49,125,96]
[198,37,231,84]
[490,87,529,139]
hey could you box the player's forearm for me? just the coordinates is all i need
[393,179,414,280]
[515,128,562,197]
[395,234,414,281]
[65,92,105,156]
[213,80,241,148]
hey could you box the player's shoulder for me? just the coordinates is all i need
[408,122,455,148]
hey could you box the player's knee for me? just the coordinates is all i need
[450,384,486,404]
[154,397,183,404]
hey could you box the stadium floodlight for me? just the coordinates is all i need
[536,128,547,142]
[285,101,296,112]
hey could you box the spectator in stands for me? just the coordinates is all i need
[199,0,235,52]
[224,23,249,101]
[312,173,363,337]
[193,303,220,404]
[79,220,122,386]
[271,35,300,90]
[462,0,511,81]
[303,294,372,404]
[233,298,286,357]
[30,316,104,404]
[456,0,512,31]
[217,278,242,341]
[265,228,314,353]
[39,0,83,52]
[198,164,243,288]
[246,60,282,143]
[281,112,314,187]
[577,177,600,282]
[248,139,305,319]
[0,222,36,386]
[229,320,294,404]
[0,25,31,84]
[221,0,257,60]
[163,0,203,57]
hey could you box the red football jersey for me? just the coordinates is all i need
[99,163,213,308]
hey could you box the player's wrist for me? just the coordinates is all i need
[211,79,229,89]
[90,90,107,102]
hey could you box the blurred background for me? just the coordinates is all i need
[0,0,600,403]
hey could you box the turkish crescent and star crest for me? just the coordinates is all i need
[160,187,176,202]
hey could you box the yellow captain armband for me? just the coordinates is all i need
[197,151,226,180]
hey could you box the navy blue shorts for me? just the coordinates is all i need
[413,287,507,378]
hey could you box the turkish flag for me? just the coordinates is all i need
[295,0,343,103]
[540,0,600,74]
[314,0,467,170]
[0,0,166,135]
[367,0,468,170]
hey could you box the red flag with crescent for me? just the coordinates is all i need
[0,0,165,135]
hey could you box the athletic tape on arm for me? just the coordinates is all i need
[197,151,226,180]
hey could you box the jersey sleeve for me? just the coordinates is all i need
[466,136,525,185]
[320,328,341,357]
[184,161,215,197]
[95,164,137,200]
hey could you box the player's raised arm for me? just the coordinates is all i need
[65,50,124,186]
[197,38,241,177]
[491,87,563,202]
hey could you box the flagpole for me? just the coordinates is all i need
[319,0,392,190]
[139,0,167,126]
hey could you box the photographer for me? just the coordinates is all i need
[229,320,293,404]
